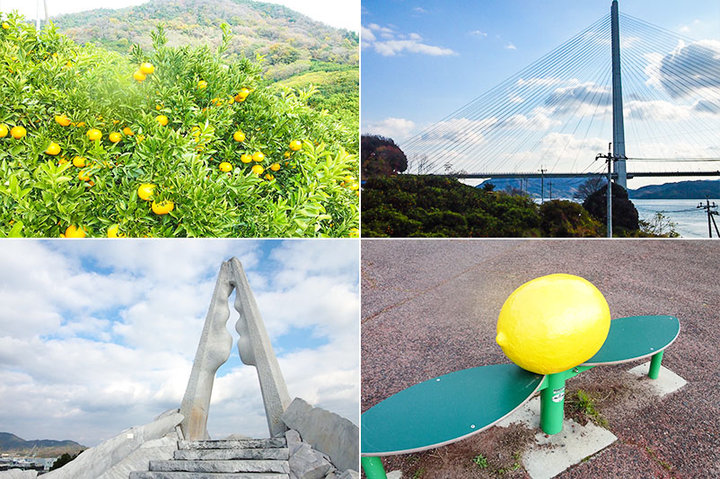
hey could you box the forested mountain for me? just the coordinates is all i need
[52,0,358,80]
[0,432,84,457]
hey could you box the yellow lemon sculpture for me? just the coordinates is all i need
[496,274,610,375]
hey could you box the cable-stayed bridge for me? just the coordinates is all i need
[401,1,720,187]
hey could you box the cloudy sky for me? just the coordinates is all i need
[362,1,720,186]
[0,0,359,32]
[0,239,359,446]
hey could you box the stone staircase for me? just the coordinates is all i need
[129,438,290,479]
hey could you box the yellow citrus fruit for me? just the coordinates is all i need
[45,142,61,155]
[2,22,9,30]
[156,115,168,126]
[251,164,264,175]
[0,124,7,138]
[264,173,274,181]
[289,140,302,151]
[123,127,134,136]
[240,153,252,163]
[233,130,245,142]
[10,126,26,139]
[235,87,250,100]
[64,225,86,238]
[139,62,155,74]
[252,151,265,162]
[270,163,281,172]
[349,183,359,191]
[219,162,232,172]
[78,170,91,181]
[76,121,86,128]
[55,115,71,127]
[496,274,611,375]
[133,70,147,82]
[197,80,208,89]
[109,132,122,143]
[151,199,174,215]
[72,156,86,168]
[86,128,102,141]
[107,224,120,238]
[137,183,156,201]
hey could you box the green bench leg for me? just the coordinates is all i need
[362,456,387,479]
[540,372,566,435]
[648,351,664,379]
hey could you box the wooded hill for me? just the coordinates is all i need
[52,0,358,81]
[0,432,84,457]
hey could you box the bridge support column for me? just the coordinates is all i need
[611,0,627,189]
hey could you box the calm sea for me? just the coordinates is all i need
[633,199,720,239]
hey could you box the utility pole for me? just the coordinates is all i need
[596,143,615,238]
[611,0,627,189]
[540,167,546,204]
[697,198,720,238]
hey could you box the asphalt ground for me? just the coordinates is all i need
[361,239,720,479]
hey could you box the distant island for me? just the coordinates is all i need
[0,432,84,458]
[477,178,720,200]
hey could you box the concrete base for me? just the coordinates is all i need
[627,362,687,397]
[497,397,617,479]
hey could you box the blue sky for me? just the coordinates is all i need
[362,1,720,186]
[0,239,359,446]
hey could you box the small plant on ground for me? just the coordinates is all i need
[472,453,488,469]
[567,389,609,427]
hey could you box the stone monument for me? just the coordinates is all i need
[179,257,292,439]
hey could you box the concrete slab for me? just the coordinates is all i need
[496,397,617,479]
[627,363,687,397]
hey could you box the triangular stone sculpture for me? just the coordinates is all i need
[179,257,291,440]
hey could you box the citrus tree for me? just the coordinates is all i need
[0,15,359,237]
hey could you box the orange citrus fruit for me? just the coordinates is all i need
[78,170,91,181]
[55,115,71,127]
[252,151,265,162]
[151,200,174,215]
[137,183,156,201]
[45,142,61,155]
[156,115,168,126]
[0,124,8,138]
[139,62,155,74]
[64,225,86,238]
[233,130,245,142]
[251,164,264,175]
[86,129,102,141]
[72,156,86,168]
[107,224,120,238]
[270,163,280,172]
[10,126,26,139]
[123,127,134,136]
[240,153,252,163]
[219,162,232,172]
[289,140,302,151]
[109,132,122,143]
[133,70,147,82]
[235,88,250,100]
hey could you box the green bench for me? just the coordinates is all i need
[361,315,680,478]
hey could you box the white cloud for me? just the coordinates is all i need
[362,23,456,56]
[0,240,359,446]
[413,7,427,15]
[363,117,417,141]
[470,30,488,38]
[505,42,517,50]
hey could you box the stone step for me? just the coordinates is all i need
[130,473,289,479]
[178,438,286,450]
[174,448,289,461]
[149,459,290,474]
